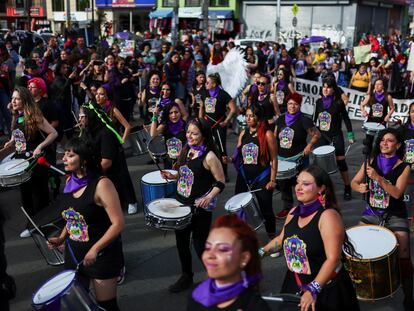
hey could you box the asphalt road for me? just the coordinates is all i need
[2,119,413,311]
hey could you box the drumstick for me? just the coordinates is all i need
[216,129,225,154]
[250,188,263,193]
[7,159,29,170]
[20,206,49,242]
[345,145,351,157]
[148,151,169,182]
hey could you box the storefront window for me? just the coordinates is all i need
[52,0,64,11]
[77,0,90,11]
[185,0,201,6]
[163,0,176,7]
[15,0,24,8]
[209,0,229,6]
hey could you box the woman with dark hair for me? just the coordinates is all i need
[160,118,225,293]
[155,82,188,122]
[245,46,258,75]
[189,71,207,118]
[79,101,137,215]
[4,86,58,237]
[164,52,185,99]
[80,59,109,89]
[140,70,161,124]
[360,78,395,152]
[249,74,280,130]
[402,102,414,164]
[349,64,371,93]
[188,214,271,310]
[313,78,354,201]
[275,92,321,219]
[351,128,413,310]
[150,102,187,169]
[262,165,360,311]
[94,86,131,142]
[368,57,386,86]
[272,68,294,114]
[48,136,124,311]
[200,73,236,181]
[226,105,278,238]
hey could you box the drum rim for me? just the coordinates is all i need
[32,269,77,305]
[355,287,400,301]
[312,145,335,154]
[146,198,191,219]
[343,224,398,261]
[225,192,252,211]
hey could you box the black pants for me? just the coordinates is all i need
[364,134,375,155]
[175,209,212,276]
[235,174,276,235]
[20,165,49,218]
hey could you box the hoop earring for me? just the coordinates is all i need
[318,192,326,208]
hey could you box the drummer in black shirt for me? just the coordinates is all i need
[275,93,320,218]
[313,78,354,200]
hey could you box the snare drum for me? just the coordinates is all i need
[128,126,151,155]
[145,198,192,230]
[277,160,297,180]
[225,192,264,230]
[0,159,31,187]
[344,225,400,301]
[362,122,385,136]
[32,270,98,310]
[140,170,177,206]
[311,146,337,174]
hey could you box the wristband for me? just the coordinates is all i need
[302,280,322,300]
[258,247,267,258]
[347,132,354,141]
[151,115,158,122]
[212,181,225,193]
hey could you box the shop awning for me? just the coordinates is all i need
[208,10,233,19]
[149,9,173,18]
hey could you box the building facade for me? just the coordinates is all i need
[5,0,49,31]
[241,0,411,47]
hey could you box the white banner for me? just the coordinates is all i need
[293,78,414,124]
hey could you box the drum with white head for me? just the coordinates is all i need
[276,160,297,180]
[145,198,192,230]
[0,158,31,187]
[140,170,177,206]
[310,145,337,174]
[225,192,264,230]
[362,122,385,136]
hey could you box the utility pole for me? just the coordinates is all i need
[275,0,281,42]
[66,0,71,29]
[91,0,95,42]
[171,0,179,46]
[201,0,209,38]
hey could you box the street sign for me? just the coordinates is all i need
[292,4,299,17]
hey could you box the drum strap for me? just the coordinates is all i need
[293,263,342,290]
[240,165,271,187]
[204,115,225,129]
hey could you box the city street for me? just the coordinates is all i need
[2,118,412,311]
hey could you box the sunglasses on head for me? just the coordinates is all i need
[257,82,267,86]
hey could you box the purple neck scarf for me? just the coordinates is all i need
[167,118,184,135]
[63,173,89,194]
[376,154,399,176]
[322,95,334,110]
[192,273,262,307]
[149,86,159,94]
[258,89,268,101]
[208,86,220,98]
[277,80,286,91]
[408,122,414,130]
[359,70,367,75]
[374,91,385,103]
[290,200,322,217]
[159,97,172,107]
[188,143,206,158]
[285,111,302,126]
[103,100,111,114]
[250,84,258,94]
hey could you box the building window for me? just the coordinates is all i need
[52,0,64,11]
[32,0,43,6]
[15,0,24,8]
[185,0,201,6]
[209,0,228,6]
[77,0,89,11]
[163,0,176,7]
[0,1,6,13]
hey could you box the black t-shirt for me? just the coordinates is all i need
[402,124,414,164]
[37,97,58,124]
[187,286,271,311]
[163,123,187,160]
[144,87,161,123]
[94,127,122,181]
[314,97,347,137]
[253,94,275,120]
[276,114,315,158]
[241,130,268,180]
[367,93,389,124]
[202,89,232,125]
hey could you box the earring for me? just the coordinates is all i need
[318,192,326,208]
[241,270,248,288]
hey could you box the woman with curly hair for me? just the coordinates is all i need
[4,86,57,237]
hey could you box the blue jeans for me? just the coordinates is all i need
[0,89,11,133]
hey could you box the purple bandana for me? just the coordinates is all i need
[208,86,220,98]
[359,70,367,75]
[258,89,268,101]
[409,122,414,130]
[103,100,111,114]
[277,80,286,91]
[250,84,258,94]
[167,118,184,135]
[188,143,206,158]
[374,91,385,103]
[149,86,159,94]
[192,273,262,307]
[159,97,172,107]
[63,173,89,194]
[376,154,399,176]
[290,200,322,217]
[285,111,302,126]
[322,95,334,110]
